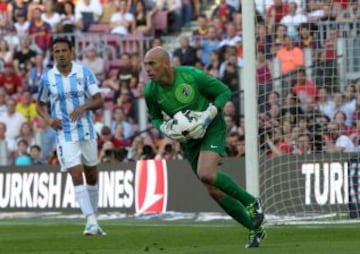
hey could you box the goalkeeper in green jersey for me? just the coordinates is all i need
[143,47,265,248]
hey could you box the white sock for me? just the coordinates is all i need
[87,184,99,215]
[74,185,95,222]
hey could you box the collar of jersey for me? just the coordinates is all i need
[53,61,77,76]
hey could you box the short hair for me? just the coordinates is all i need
[30,144,41,152]
[51,37,73,51]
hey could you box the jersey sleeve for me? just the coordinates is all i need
[83,66,100,96]
[144,82,164,130]
[191,67,231,110]
[37,72,49,103]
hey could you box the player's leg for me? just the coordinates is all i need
[204,183,255,230]
[200,121,265,228]
[81,140,106,235]
[58,142,101,235]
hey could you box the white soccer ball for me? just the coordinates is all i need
[172,110,200,136]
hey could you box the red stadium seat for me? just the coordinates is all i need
[88,23,111,33]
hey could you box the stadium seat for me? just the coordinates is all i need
[88,23,111,33]
[152,10,168,34]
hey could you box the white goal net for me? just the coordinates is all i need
[250,0,360,222]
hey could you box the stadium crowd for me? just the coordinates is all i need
[0,0,358,166]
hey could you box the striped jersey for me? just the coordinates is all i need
[37,61,100,142]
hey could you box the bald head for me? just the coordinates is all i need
[145,47,170,63]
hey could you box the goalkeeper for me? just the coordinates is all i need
[143,47,265,248]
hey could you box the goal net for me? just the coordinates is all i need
[251,0,360,223]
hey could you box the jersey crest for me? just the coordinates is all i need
[175,83,195,104]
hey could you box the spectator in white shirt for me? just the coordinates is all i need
[110,0,135,35]
[75,0,102,31]
[41,0,61,32]
[0,98,25,144]
[280,2,307,40]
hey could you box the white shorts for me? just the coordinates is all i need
[56,139,98,172]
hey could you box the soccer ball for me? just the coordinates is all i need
[172,110,200,136]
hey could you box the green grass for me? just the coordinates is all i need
[0,219,359,254]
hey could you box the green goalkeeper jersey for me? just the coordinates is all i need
[144,66,232,130]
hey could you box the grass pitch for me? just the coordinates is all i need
[0,218,359,254]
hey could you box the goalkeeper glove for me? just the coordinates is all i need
[160,119,187,143]
[186,104,218,139]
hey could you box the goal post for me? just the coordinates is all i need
[241,0,260,197]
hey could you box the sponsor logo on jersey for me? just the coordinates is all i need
[175,83,195,104]
[135,159,168,214]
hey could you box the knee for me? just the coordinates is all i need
[70,173,83,186]
[85,169,98,185]
[206,185,223,200]
[197,168,216,185]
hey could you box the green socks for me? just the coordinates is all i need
[213,171,256,206]
[217,195,255,230]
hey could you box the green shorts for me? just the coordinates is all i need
[181,114,227,173]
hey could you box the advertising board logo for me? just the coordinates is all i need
[135,159,168,214]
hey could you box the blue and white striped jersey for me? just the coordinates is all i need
[37,62,101,142]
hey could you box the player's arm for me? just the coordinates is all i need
[70,66,104,121]
[36,72,63,130]
[193,67,231,111]
[143,82,164,130]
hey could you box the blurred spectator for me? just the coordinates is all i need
[127,135,144,161]
[109,0,134,35]
[219,46,242,79]
[225,115,238,134]
[14,10,30,37]
[316,27,338,90]
[298,22,320,60]
[30,144,45,164]
[352,94,360,130]
[326,92,354,127]
[14,139,32,166]
[318,87,334,118]
[0,121,16,161]
[205,50,221,78]
[211,0,236,31]
[0,62,22,96]
[256,22,272,60]
[0,98,25,143]
[156,0,183,34]
[296,134,313,155]
[192,14,209,46]
[199,26,220,66]
[281,92,304,126]
[99,141,122,163]
[13,36,37,75]
[113,123,132,147]
[156,142,183,160]
[267,0,289,33]
[339,0,360,21]
[99,0,117,23]
[139,144,156,159]
[38,114,56,162]
[16,90,38,121]
[133,1,157,36]
[17,121,36,150]
[7,0,28,23]
[98,125,124,150]
[221,53,239,92]
[81,44,105,82]
[0,38,13,66]
[276,35,304,75]
[0,89,7,117]
[41,0,61,32]
[325,122,355,153]
[28,7,52,53]
[292,67,318,107]
[75,0,103,31]
[111,106,133,139]
[271,23,287,56]
[28,54,47,96]
[257,51,273,112]
[57,1,81,33]
[173,36,198,66]
[280,2,307,40]
[306,0,325,22]
[219,23,242,49]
